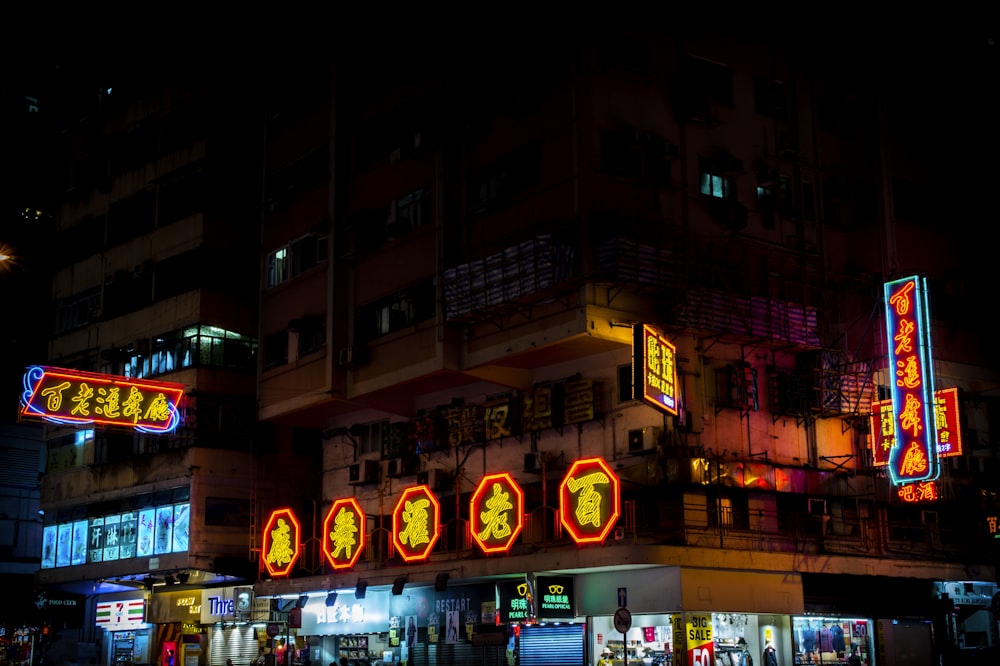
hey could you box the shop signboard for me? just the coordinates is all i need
[497,580,535,623]
[686,613,713,666]
[322,497,366,570]
[20,365,184,433]
[871,386,963,465]
[96,599,146,628]
[633,324,679,416]
[469,472,524,554]
[883,275,939,485]
[535,576,574,619]
[261,508,301,577]
[392,485,440,562]
[559,456,621,544]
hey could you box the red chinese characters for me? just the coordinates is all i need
[870,387,963,466]
[262,508,301,577]
[559,457,621,544]
[392,485,440,562]
[322,498,366,570]
[470,473,524,554]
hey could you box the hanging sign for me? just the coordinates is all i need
[392,485,440,562]
[20,365,184,433]
[634,325,679,416]
[883,276,939,485]
[322,498,366,570]
[470,473,524,554]
[559,456,620,544]
[261,508,301,577]
[871,386,963,465]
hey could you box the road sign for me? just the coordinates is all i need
[613,607,632,634]
[618,586,627,607]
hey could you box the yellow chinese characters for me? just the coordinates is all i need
[477,483,513,542]
[330,507,359,560]
[567,471,611,528]
[266,518,295,568]
[399,498,431,548]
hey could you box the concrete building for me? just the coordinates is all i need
[252,27,999,666]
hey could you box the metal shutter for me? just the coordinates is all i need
[519,624,584,666]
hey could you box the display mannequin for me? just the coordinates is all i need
[762,642,777,666]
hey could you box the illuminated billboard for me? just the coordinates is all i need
[20,365,184,433]
[559,456,620,544]
[470,473,524,554]
[633,325,679,416]
[883,276,939,486]
[262,508,301,577]
[322,498,366,570]
[871,386,963,466]
[392,485,440,562]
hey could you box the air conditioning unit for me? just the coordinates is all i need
[417,468,450,491]
[338,346,369,368]
[627,427,662,453]
[387,456,419,478]
[348,460,379,486]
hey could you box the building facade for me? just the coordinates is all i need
[253,28,999,666]
[29,26,1000,666]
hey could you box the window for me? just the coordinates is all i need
[467,142,542,213]
[263,330,289,370]
[757,185,776,230]
[753,77,788,121]
[358,278,436,340]
[701,172,734,199]
[388,187,430,238]
[54,286,101,334]
[146,325,257,376]
[294,315,326,357]
[266,246,288,288]
[354,420,387,457]
[267,233,328,288]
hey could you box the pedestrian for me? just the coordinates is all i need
[847,646,862,666]
[226,660,234,666]
[596,648,614,666]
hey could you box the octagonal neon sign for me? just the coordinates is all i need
[262,508,301,577]
[391,485,441,562]
[322,497,366,570]
[470,472,524,554]
[559,456,620,544]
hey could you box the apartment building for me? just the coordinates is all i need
[253,28,999,666]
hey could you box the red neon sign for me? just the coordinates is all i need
[871,387,963,466]
[470,472,524,554]
[20,365,184,433]
[391,485,440,562]
[559,457,620,544]
[897,481,940,503]
[322,498,366,570]
[262,508,301,577]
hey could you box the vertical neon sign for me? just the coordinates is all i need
[884,275,939,486]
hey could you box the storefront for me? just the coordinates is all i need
[147,587,262,666]
[792,616,874,665]
[95,595,152,666]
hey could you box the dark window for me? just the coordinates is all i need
[753,77,788,121]
[159,172,207,226]
[618,364,634,404]
[296,315,326,357]
[204,497,252,527]
[358,278,436,341]
[467,142,542,213]
[263,330,289,369]
[107,190,155,244]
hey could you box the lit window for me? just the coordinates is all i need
[266,246,288,288]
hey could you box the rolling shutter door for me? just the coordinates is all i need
[519,624,584,666]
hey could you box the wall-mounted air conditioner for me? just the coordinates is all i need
[348,460,379,486]
[627,427,662,453]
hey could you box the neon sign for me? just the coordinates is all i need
[391,485,440,562]
[20,365,183,433]
[470,473,524,554]
[897,480,940,503]
[883,276,939,485]
[633,325,679,416]
[559,456,620,544]
[322,498,365,570]
[871,386,962,466]
[262,508,301,577]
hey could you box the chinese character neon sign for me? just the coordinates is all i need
[633,325,679,416]
[322,498,365,570]
[883,276,939,486]
[392,485,440,562]
[870,386,962,466]
[20,365,183,433]
[559,456,620,544]
[897,480,940,503]
[262,508,301,577]
[470,472,524,554]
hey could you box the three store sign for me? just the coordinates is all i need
[262,456,621,576]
